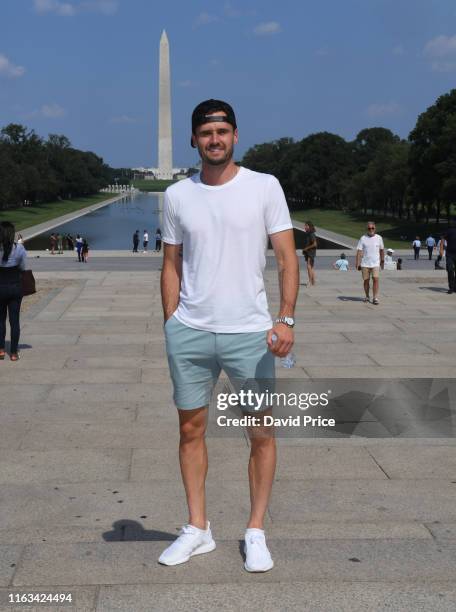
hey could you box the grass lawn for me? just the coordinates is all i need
[292,208,450,249]
[132,179,176,192]
[0,194,115,232]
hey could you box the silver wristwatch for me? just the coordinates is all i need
[275,316,295,328]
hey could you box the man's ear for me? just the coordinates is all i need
[234,128,239,145]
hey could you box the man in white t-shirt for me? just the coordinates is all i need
[159,99,299,572]
[355,221,384,305]
[412,236,421,260]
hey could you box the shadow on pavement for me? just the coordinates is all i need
[103,520,176,542]
[419,286,449,293]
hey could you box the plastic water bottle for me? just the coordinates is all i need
[271,334,296,368]
[281,352,296,368]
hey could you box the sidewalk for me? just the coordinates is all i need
[1,267,456,611]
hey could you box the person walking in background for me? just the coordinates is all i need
[57,233,63,254]
[0,222,27,361]
[75,235,83,262]
[155,228,162,252]
[133,230,139,253]
[143,230,149,253]
[436,238,446,270]
[440,223,456,294]
[17,234,24,244]
[384,248,397,270]
[66,234,74,251]
[425,235,436,260]
[301,221,317,286]
[412,236,421,260]
[50,233,57,255]
[333,253,349,270]
[82,239,89,263]
[355,221,384,305]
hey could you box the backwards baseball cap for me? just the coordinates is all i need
[191,99,237,148]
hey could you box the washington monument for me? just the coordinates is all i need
[158,30,173,179]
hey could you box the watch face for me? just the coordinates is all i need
[285,317,294,326]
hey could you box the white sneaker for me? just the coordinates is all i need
[244,528,274,572]
[158,522,216,566]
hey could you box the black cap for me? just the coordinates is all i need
[191,99,237,148]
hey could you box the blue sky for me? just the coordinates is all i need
[1,0,456,168]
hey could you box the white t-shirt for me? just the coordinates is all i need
[413,239,421,248]
[357,234,384,268]
[335,258,349,271]
[143,232,149,242]
[163,167,293,332]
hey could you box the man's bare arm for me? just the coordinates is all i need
[380,248,385,270]
[161,243,182,322]
[268,229,299,357]
[355,249,362,269]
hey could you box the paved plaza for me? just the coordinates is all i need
[1,257,456,611]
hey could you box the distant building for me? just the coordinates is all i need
[132,167,190,181]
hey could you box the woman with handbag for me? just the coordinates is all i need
[0,222,28,361]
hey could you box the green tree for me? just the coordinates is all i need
[348,141,410,218]
[353,127,399,172]
[284,132,354,208]
[0,123,115,209]
[242,137,295,178]
[409,89,456,222]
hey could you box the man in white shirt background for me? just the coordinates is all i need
[425,235,436,260]
[412,236,421,260]
[355,221,384,305]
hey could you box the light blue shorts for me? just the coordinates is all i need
[164,315,275,410]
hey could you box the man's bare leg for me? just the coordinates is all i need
[178,407,208,529]
[246,413,276,529]
[373,277,379,299]
[363,278,370,298]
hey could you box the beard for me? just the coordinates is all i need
[199,143,234,166]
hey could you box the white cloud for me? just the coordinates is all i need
[33,0,118,16]
[366,102,401,118]
[424,34,456,58]
[253,21,281,36]
[109,114,137,124]
[0,54,25,78]
[27,103,67,118]
[34,0,76,16]
[424,35,456,72]
[42,103,66,117]
[193,12,218,28]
